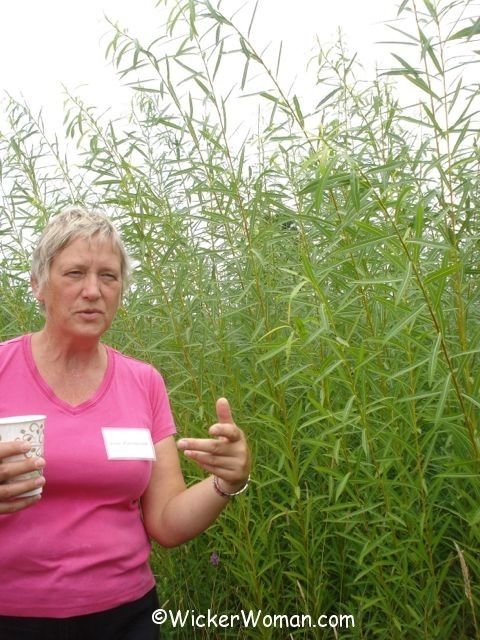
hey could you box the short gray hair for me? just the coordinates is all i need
[31,207,131,297]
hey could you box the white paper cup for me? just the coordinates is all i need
[0,415,46,497]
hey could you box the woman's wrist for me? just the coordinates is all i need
[212,474,250,498]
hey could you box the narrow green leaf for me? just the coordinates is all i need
[422,103,443,135]
[395,261,412,305]
[287,279,308,323]
[451,120,470,156]
[387,55,440,100]
[188,0,197,38]
[423,0,438,22]
[292,95,304,127]
[423,263,460,285]
[275,364,311,386]
[449,18,480,41]
[428,332,442,387]
[350,171,360,211]
[359,532,392,564]
[414,202,424,239]
[448,78,463,114]
[152,117,183,131]
[212,39,224,80]
[418,28,442,74]
[434,373,451,425]
[275,41,283,78]
[383,305,426,343]
[256,341,290,364]
[247,0,259,38]
[241,58,250,90]
[193,77,213,100]
[259,91,280,104]
[316,87,341,108]
[205,1,233,26]
[335,472,352,502]
[285,332,295,364]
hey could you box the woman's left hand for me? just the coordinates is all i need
[176,398,251,493]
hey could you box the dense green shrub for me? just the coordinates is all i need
[1,1,479,637]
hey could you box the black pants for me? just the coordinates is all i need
[0,587,159,640]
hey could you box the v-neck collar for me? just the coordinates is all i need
[23,333,114,415]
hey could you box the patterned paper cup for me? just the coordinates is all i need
[0,415,46,497]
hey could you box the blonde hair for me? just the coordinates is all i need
[31,207,131,298]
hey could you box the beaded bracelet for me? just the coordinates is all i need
[213,474,251,498]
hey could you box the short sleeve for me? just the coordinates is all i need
[148,366,177,443]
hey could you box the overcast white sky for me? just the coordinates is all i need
[0,0,401,136]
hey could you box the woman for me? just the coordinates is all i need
[0,207,251,639]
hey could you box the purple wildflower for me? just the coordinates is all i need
[209,552,220,566]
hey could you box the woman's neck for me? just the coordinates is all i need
[31,329,105,371]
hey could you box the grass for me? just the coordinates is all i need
[1,0,479,637]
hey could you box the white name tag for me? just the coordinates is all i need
[101,428,156,460]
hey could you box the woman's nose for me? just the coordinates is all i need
[82,275,101,298]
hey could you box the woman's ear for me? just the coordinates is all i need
[31,277,43,302]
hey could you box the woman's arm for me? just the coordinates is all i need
[140,398,250,547]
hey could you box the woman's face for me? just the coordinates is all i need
[33,234,123,342]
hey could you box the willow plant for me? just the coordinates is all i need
[0,0,479,638]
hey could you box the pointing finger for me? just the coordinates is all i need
[177,425,242,457]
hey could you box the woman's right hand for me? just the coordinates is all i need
[0,441,46,514]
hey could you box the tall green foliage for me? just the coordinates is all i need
[1,1,479,637]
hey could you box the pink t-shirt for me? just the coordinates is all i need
[0,334,176,617]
